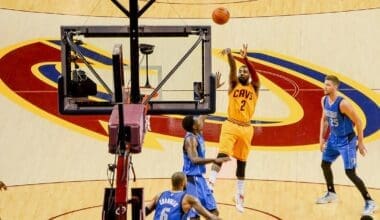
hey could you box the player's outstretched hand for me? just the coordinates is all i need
[214,157,230,164]
[215,72,225,89]
[240,43,248,58]
[319,139,326,152]
[221,48,231,56]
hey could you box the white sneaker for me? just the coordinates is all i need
[362,200,377,216]
[235,193,244,212]
[316,192,337,204]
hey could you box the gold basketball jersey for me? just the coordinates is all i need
[227,83,257,123]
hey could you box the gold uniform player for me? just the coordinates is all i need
[209,44,260,212]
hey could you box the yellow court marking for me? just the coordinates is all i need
[262,50,380,143]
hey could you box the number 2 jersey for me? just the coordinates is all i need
[228,83,258,123]
[154,190,186,220]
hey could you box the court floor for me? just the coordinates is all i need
[1,179,379,220]
[0,1,379,220]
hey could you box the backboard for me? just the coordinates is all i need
[58,25,215,115]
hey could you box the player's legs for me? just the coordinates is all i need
[185,176,202,219]
[345,168,377,215]
[199,177,218,214]
[231,125,252,161]
[186,176,218,219]
[340,137,368,199]
[321,142,340,192]
[339,137,377,215]
[209,121,236,187]
[235,159,246,212]
[322,161,335,193]
[317,143,340,204]
[217,121,237,158]
[232,125,253,212]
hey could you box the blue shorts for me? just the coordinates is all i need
[322,134,357,169]
[186,175,217,218]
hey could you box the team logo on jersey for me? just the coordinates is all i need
[0,39,378,150]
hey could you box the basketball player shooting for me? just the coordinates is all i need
[209,43,260,212]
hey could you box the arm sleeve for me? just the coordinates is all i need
[244,57,259,83]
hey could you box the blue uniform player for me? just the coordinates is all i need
[182,115,230,219]
[145,172,220,220]
[316,75,377,216]
[154,190,186,220]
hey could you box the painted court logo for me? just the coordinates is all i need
[0,39,378,150]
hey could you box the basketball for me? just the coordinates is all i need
[212,7,230,25]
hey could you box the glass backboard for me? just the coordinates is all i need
[58,25,215,115]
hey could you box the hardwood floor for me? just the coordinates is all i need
[1,179,379,219]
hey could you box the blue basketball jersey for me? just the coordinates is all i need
[324,96,354,137]
[183,132,206,176]
[153,190,186,220]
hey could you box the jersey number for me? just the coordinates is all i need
[159,207,171,220]
[240,100,246,111]
[329,118,339,127]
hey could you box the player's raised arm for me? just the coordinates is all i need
[240,43,260,93]
[215,71,225,89]
[221,48,237,92]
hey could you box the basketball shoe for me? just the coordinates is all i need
[316,192,337,204]
[362,200,377,216]
[235,193,244,212]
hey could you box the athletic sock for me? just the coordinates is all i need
[237,179,244,195]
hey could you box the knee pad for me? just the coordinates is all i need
[236,160,246,178]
